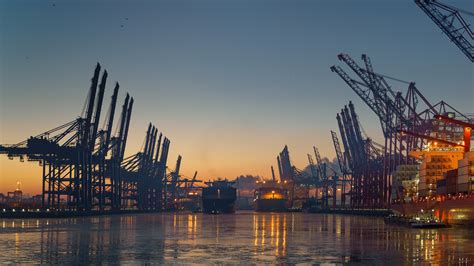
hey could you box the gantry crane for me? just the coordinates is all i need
[313,146,329,208]
[434,114,473,152]
[275,145,316,208]
[307,154,318,182]
[0,63,178,213]
[126,123,171,211]
[331,53,469,207]
[0,63,135,211]
[401,114,474,152]
[331,130,350,207]
[170,155,182,206]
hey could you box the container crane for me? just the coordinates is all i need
[0,63,135,212]
[331,130,350,207]
[0,63,182,215]
[313,146,329,208]
[434,114,473,152]
[307,154,318,182]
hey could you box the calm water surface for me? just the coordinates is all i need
[1,212,473,264]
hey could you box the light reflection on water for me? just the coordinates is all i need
[0,212,473,264]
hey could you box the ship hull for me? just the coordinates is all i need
[178,197,201,212]
[202,187,236,214]
[391,197,474,225]
[254,199,287,212]
[202,199,235,214]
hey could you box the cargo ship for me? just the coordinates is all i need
[253,186,288,212]
[177,189,202,212]
[391,142,474,225]
[202,180,236,214]
[391,197,474,225]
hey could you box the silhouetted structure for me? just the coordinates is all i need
[0,63,179,213]
[330,53,469,209]
[276,145,319,208]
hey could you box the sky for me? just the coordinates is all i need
[0,0,473,195]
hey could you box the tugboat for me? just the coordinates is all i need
[202,179,236,214]
[253,166,289,212]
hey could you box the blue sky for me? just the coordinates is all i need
[0,0,473,193]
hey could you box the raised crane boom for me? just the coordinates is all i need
[313,146,323,179]
[415,0,474,62]
[307,154,317,181]
[271,166,276,182]
[102,83,119,156]
[331,131,347,175]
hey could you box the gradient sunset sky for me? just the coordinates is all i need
[1,0,473,195]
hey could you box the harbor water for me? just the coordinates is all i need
[1,212,473,264]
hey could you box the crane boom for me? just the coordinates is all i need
[313,146,323,177]
[82,63,101,148]
[90,70,107,151]
[307,154,317,180]
[415,0,474,62]
[121,97,133,160]
[191,171,198,187]
[103,83,119,156]
[331,131,347,174]
[330,65,386,127]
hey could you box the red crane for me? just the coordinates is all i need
[434,114,474,153]
[400,115,473,153]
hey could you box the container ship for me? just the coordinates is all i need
[177,188,202,212]
[202,180,236,214]
[253,186,288,212]
[391,144,474,225]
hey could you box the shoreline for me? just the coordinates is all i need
[0,209,166,219]
[0,208,393,219]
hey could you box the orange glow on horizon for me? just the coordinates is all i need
[0,121,337,195]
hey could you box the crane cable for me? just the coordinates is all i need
[361,69,412,85]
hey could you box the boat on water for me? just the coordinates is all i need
[410,219,447,229]
[202,180,236,214]
[391,195,474,225]
[384,214,412,225]
[384,212,447,228]
[253,187,288,212]
[390,138,474,225]
[177,190,202,212]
